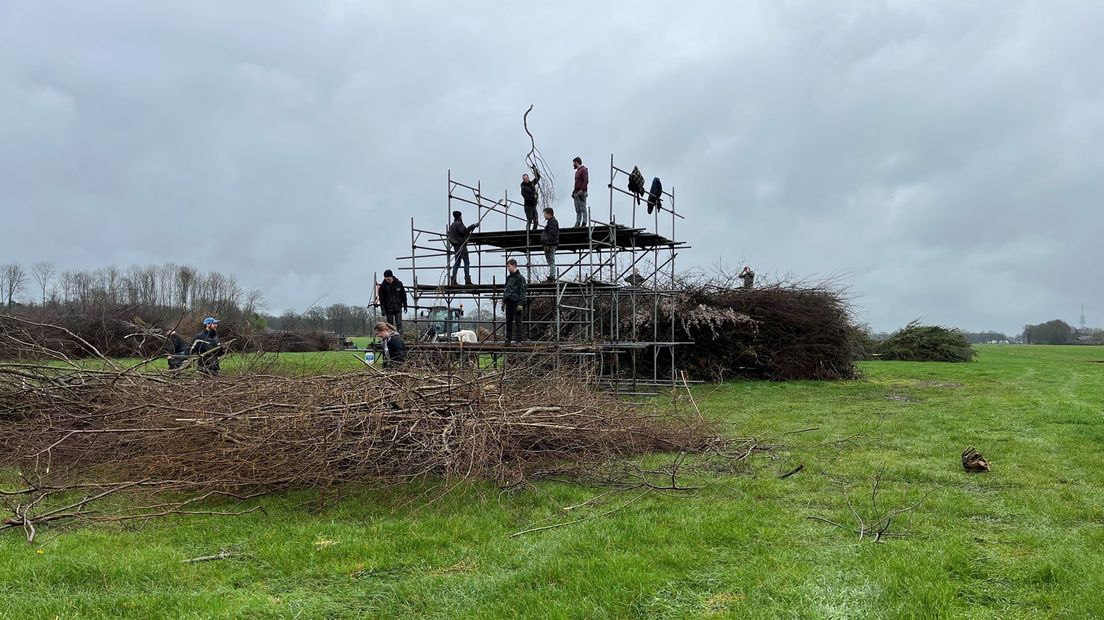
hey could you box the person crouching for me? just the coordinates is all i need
[374,321,407,369]
[191,317,222,376]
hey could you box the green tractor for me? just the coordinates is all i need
[422,305,478,341]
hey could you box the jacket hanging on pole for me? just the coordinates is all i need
[646,177,663,214]
[628,166,646,206]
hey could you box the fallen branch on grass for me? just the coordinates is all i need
[778,462,805,479]
[807,470,932,542]
[182,550,238,564]
[509,491,648,538]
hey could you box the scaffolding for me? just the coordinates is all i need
[395,154,690,391]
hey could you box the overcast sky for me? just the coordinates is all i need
[3,1,1101,333]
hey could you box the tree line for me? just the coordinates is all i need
[0,260,263,316]
[0,260,278,357]
[1021,319,1103,345]
[265,304,384,337]
[0,259,397,358]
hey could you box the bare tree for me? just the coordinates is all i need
[1,262,28,308]
[276,308,300,331]
[243,288,266,317]
[176,265,196,309]
[326,303,353,336]
[59,270,76,304]
[304,307,326,331]
[31,261,56,306]
[349,305,370,336]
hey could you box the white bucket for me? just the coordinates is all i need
[364,351,375,364]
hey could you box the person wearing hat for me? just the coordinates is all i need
[447,210,478,286]
[376,269,408,333]
[191,316,222,376]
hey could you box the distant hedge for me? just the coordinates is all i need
[879,321,976,362]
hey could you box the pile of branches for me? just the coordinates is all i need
[878,321,977,362]
[0,327,722,541]
[247,329,340,353]
[514,272,857,381]
[633,274,858,381]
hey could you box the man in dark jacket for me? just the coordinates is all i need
[190,317,222,376]
[520,166,541,233]
[447,211,478,286]
[164,329,188,370]
[375,321,407,368]
[503,258,528,344]
[541,207,559,282]
[572,157,588,227]
[376,269,408,332]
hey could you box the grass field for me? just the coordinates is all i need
[64,346,374,375]
[2,345,1103,618]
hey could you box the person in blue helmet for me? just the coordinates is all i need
[191,316,223,376]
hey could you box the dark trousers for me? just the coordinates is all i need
[524,204,538,231]
[451,247,471,280]
[385,311,402,332]
[199,356,220,376]
[504,299,523,342]
[191,341,220,376]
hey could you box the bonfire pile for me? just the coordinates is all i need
[634,276,859,381]
[521,273,858,381]
[0,320,721,541]
[1,368,702,487]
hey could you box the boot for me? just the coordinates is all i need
[465,276,474,286]
[450,276,458,287]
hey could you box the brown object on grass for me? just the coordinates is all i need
[962,446,990,472]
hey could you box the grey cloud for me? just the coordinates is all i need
[2,0,1101,334]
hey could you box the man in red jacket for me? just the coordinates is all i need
[572,156,588,227]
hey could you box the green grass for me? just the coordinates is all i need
[58,349,373,376]
[61,344,498,376]
[3,345,1104,618]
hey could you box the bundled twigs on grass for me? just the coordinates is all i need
[0,326,728,541]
